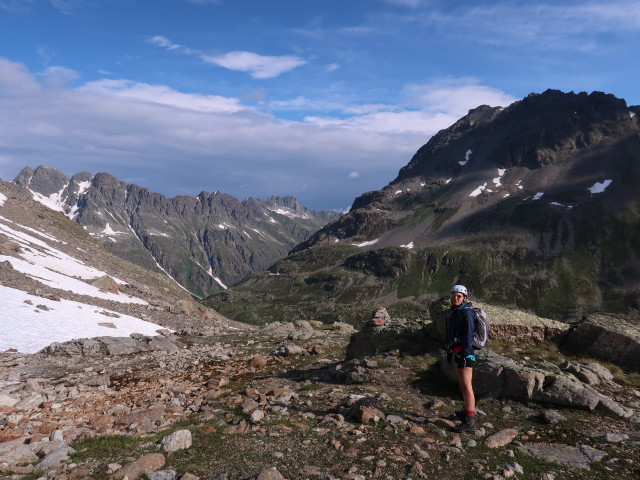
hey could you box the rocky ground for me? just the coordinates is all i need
[1,317,639,480]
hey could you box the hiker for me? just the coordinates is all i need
[446,284,477,432]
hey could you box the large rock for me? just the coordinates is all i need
[160,429,192,453]
[519,443,607,469]
[429,298,570,345]
[439,350,633,417]
[346,318,430,359]
[564,315,640,371]
[42,335,179,356]
[90,275,119,294]
[114,453,166,479]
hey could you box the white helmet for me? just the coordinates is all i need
[451,284,468,296]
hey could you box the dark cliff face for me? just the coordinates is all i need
[14,166,341,298]
[207,90,640,323]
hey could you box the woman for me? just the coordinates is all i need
[446,284,477,432]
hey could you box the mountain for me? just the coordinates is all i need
[203,90,640,324]
[0,179,244,351]
[13,167,341,298]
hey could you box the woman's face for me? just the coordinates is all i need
[450,292,465,307]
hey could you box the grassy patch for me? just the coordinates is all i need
[70,435,143,462]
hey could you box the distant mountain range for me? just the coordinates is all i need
[13,167,340,298]
[202,89,640,324]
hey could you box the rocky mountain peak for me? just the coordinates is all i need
[13,166,341,298]
[397,89,637,182]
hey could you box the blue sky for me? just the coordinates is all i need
[0,0,638,210]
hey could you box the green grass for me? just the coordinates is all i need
[70,435,143,462]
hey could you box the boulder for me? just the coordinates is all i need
[439,350,632,416]
[346,318,429,359]
[429,298,570,345]
[90,275,119,293]
[564,315,640,371]
[519,443,606,469]
[114,453,166,479]
[160,429,192,453]
[350,397,385,423]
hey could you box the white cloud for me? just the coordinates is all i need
[403,79,517,117]
[0,59,519,210]
[148,36,307,79]
[201,51,307,79]
[41,65,79,87]
[0,57,419,208]
[79,79,246,113]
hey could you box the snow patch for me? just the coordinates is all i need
[445,178,452,184]
[395,190,403,195]
[353,238,380,247]
[270,208,309,219]
[29,184,68,213]
[532,192,544,200]
[400,242,414,249]
[0,193,6,206]
[550,202,574,209]
[214,277,228,289]
[469,183,487,197]
[459,149,472,166]
[588,179,612,194]
[0,285,163,354]
[493,168,506,187]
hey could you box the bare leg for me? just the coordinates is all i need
[455,365,475,413]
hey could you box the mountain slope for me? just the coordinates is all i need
[0,179,243,353]
[13,167,341,298]
[203,90,640,323]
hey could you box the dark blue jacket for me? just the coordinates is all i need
[446,301,475,357]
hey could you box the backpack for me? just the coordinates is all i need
[471,307,489,349]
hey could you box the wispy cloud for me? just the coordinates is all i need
[148,36,307,79]
[0,0,33,12]
[414,1,640,50]
[78,79,246,113]
[49,0,72,15]
[184,0,221,4]
[379,0,426,8]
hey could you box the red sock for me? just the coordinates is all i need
[466,410,475,417]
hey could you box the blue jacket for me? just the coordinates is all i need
[446,301,475,357]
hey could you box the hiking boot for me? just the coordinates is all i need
[452,410,466,420]
[453,416,476,433]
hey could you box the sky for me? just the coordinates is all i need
[0,191,168,353]
[0,1,638,210]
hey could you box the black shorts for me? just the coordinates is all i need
[455,356,475,369]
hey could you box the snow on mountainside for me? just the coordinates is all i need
[0,180,238,353]
[13,167,341,298]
